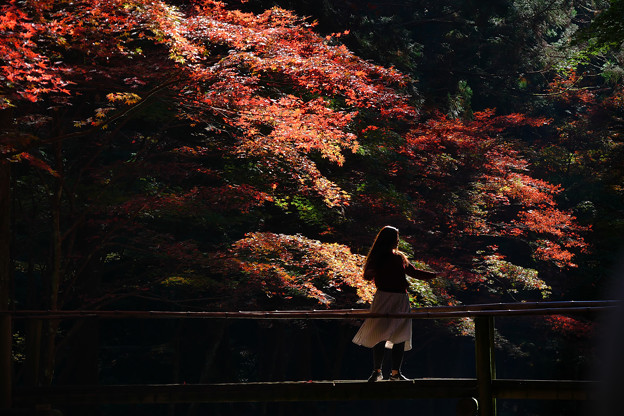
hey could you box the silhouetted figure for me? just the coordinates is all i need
[352,225,437,382]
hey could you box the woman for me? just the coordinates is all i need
[352,226,437,382]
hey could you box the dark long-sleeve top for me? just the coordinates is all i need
[364,252,436,293]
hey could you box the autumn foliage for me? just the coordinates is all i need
[1,0,593,319]
[207,232,374,308]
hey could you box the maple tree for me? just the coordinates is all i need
[1,0,421,385]
[206,232,373,309]
[1,0,610,398]
[2,0,415,302]
[342,107,589,304]
[1,0,595,318]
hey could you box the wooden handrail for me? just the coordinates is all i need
[4,300,619,320]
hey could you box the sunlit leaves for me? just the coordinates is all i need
[209,232,374,308]
[543,314,593,338]
[547,69,596,105]
[14,152,59,177]
[175,3,417,206]
[0,1,70,107]
[477,249,551,297]
[396,108,587,294]
[4,0,417,209]
[107,92,142,105]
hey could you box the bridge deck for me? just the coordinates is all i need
[13,378,595,406]
[6,303,612,415]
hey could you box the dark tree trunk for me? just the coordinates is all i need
[0,158,12,409]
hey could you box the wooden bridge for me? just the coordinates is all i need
[0,300,619,416]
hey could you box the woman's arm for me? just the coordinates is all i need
[405,262,437,281]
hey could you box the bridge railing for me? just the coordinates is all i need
[2,300,620,416]
[7,299,618,320]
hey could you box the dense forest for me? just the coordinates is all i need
[1,0,624,415]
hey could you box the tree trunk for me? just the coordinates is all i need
[42,141,64,385]
[0,104,14,409]
[50,141,63,312]
[0,158,13,409]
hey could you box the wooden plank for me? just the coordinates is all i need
[12,379,599,406]
[14,379,479,405]
[493,379,595,401]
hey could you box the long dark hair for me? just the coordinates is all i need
[363,226,399,275]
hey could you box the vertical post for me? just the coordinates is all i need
[25,319,42,387]
[475,315,496,416]
[0,159,12,410]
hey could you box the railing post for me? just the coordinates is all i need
[475,315,496,416]
[25,319,42,387]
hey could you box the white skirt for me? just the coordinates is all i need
[352,290,412,351]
